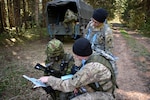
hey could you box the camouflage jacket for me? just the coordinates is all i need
[84,20,113,53]
[44,53,74,76]
[46,56,112,93]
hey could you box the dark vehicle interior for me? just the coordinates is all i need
[46,0,93,40]
[47,1,78,24]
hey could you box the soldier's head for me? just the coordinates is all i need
[91,8,108,27]
[45,38,64,62]
[72,38,92,60]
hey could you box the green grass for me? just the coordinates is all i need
[0,59,29,99]
[120,29,149,56]
[0,28,49,99]
[0,48,42,99]
[120,29,150,72]
[0,47,29,99]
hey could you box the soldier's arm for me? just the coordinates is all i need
[47,62,111,92]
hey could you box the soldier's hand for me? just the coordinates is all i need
[39,76,49,83]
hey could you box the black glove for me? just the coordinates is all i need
[71,65,81,74]
[42,86,56,99]
[42,86,55,94]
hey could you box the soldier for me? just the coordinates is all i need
[44,38,74,76]
[34,38,74,100]
[63,9,77,33]
[39,38,117,100]
[84,8,118,76]
[84,8,113,53]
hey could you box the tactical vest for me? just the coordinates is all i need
[85,53,118,97]
[85,21,113,53]
[44,53,74,77]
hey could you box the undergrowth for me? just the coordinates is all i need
[0,28,49,47]
[0,28,48,99]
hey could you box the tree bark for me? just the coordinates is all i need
[41,0,47,27]
[13,0,21,33]
[0,1,4,33]
[35,0,39,27]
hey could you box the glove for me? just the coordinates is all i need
[71,65,81,74]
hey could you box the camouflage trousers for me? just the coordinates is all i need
[34,87,53,100]
[34,88,115,100]
[71,92,115,100]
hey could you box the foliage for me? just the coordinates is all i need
[120,0,148,29]
[121,7,146,29]
[139,18,150,37]
[85,0,116,20]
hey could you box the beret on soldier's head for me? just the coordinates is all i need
[73,38,92,57]
[92,8,108,23]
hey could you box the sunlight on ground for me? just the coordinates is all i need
[5,39,15,46]
[117,89,150,100]
[10,38,16,42]
[24,33,36,39]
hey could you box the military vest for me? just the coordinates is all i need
[85,21,113,53]
[85,53,118,97]
[44,53,74,76]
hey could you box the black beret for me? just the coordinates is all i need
[73,38,92,57]
[92,8,108,23]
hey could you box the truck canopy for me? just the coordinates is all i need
[46,0,93,24]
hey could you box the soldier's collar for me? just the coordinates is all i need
[93,23,104,31]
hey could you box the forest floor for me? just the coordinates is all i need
[0,23,150,100]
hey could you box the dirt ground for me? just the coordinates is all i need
[112,26,150,100]
[1,23,150,100]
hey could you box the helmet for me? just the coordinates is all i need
[45,38,64,58]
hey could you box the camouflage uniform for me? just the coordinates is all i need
[84,21,118,77]
[36,39,74,99]
[45,38,65,64]
[45,39,74,76]
[63,9,77,33]
[71,92,114,100]
[37,38,116,99]
[84,20,113,53]
[46,54,115,100]
[34,87,53,100]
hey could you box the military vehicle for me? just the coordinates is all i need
[46,0,93,40]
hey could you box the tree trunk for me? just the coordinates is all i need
[27,0,35,28]
[35,0,39,27]
[7,0,14,28]
[13,0,21,33]
[145,0,150,17]
[3,0,10,28]
[41,0,47,27]
[0,1,4,33]
[22,0,26,26]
